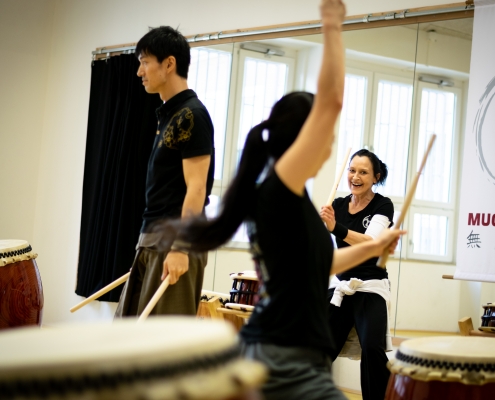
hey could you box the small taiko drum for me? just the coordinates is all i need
[0,239,43,329]
[229,271,259,306]
[0,317,266,400]
[481,303,495,327]
[386,336,495,400]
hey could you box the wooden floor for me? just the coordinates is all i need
[394,329,458,338]
[342,390,362,400]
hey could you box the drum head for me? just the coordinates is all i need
[0,317,266,399]
[390,336,495,385]
[230,271,258,281]
[0,239,28,251]
[0,239,37,266]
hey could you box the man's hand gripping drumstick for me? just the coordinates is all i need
[376,134,436,267]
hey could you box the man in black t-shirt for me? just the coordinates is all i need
[115,26,214,317]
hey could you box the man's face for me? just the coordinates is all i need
[137,53,168,94]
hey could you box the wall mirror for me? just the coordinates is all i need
[194,13,474,340]
[82,6,474,394]
[86,5,474,342]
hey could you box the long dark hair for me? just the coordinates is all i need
[152,91,314,252]
[350,149,388,186]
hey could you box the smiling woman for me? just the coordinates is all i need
[322,149,394,399]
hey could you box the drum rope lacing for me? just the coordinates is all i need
[0,245,32,259]
[396,350,495,372]
[0,345,241,398]
[200,294,228,306]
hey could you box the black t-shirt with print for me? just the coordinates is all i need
[141,89,214,232]
[333,193,394,281]
[240,172,335,355]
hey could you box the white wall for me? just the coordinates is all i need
[0,0,55,243]
[0,0,467,326]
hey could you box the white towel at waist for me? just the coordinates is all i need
[329,276,393,358]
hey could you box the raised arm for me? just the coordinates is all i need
[275,0,346,195]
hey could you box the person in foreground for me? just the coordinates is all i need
[321,150,394,400]
[114,26,215,318]
[152,1,404,398]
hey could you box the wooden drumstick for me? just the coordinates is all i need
[323,147,351,230]
[70,272,130,313]
[137,275,171,323]
[376,134,436,267]
[326,147,352,206]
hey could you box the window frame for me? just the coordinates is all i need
[406,206,456,262]
[219,47,297,249]
[188,44,235,188]
[333,67,463,263]
[403,81,463,263]
[334,67,374,194]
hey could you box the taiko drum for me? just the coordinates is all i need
[0,239,43,329]
[0,318,266,399]
[386,336,495,400]
[229,271,260,306]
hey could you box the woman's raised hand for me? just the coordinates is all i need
[320,0,346,29]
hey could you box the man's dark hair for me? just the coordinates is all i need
[135,26,190,79]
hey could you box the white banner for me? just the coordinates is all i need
[455,0,495,282]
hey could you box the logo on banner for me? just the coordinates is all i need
[474,75,495,185]
[467,230,481,248]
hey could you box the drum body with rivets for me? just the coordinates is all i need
[0,317,266,400]
[229,271,259,306]
[386,336,495,400]
[0,239,43,329]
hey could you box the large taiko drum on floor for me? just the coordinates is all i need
[0,317,266,400]
[0,239,43,329]
[386,336,495,400]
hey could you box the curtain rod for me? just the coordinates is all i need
[92,3,474,56]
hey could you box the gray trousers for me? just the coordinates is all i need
[115,241,206,317]
[242,342,347,400]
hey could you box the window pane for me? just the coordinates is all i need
[336,74,368,191]
[232,223,249,243]
[373,80,413,197]
[412,213,448,256]
[206,195,250,244]
[204,194,220,219]
[236,57,288,162]
[415,88,456,203]
[188,48,232,180]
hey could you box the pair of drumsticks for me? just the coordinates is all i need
[71,135,436,318]
[70,273,169,323]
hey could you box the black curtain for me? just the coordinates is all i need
[76,54,161,302]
